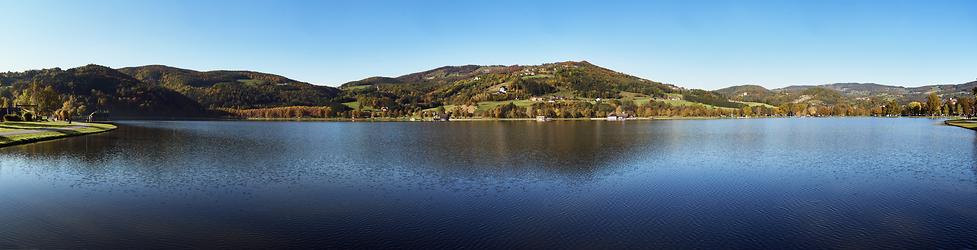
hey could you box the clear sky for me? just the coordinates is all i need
[1,0,975,89]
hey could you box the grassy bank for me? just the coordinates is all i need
[0,121,117,147]
[945,119,977,130]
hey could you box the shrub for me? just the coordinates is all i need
[2,114,20,122]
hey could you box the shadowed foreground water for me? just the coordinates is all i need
[1,118,976,248]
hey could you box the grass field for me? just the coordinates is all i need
[342,101,377,111]
[732,100,776,108]
[656,98,737,110]
[945,119,977,130]
[420,100,537,114]
[0,121,117,147]
[473,100,535,112]
[342,85,373,90]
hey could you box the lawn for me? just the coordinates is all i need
[342,101,377,111]
[473,100,535,112]
[342,85,373,90]
[733,100,776,108]
[945,119,977,130]
[420,99,537,114]
[655,98,737,110]
[0,121,117,147]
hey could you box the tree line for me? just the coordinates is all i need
[226,89,977,119]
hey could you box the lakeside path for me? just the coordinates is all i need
[0,121,117,148]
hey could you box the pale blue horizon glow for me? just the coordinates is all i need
[1,0,975,89]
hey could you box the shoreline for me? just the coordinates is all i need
[945,119,977,130]
[0,122,118,148]
[224,115,950,122]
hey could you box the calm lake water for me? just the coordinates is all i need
[1,118,976,248]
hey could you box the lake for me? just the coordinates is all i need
[1,118,975,248]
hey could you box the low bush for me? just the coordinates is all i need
[3,114,21,122]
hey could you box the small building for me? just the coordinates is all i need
[607,113,627,121]
[498,86,508,94]
[437,112,451,122]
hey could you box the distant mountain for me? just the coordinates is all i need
[905,81,977,100]
[118,65,344,109]
[719,81,977,106]
[2,61,972,119]
[715,85,779,103]
[0,65,210,118]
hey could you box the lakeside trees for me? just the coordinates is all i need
[54,96,86,122]
[927,93,942,116]
[225,92,976,120]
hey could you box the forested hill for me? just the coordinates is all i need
[0,65,211,118]
[117,65,344,109]
[342,61,681,99]
[2,62,974,119]
[339,61,745,113]
[718,82,977,106]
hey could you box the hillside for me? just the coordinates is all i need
[0,65,210,118]
[339,61,746,116]
[118,65,344,109]
[715,85,780,103]
[720,81,977,108]
[342,61,680,98]
[2,62,973,120]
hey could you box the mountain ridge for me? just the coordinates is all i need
[2,62,975,119]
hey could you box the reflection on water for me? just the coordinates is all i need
[1,118,976,248]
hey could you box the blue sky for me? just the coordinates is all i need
[1,0,975,89]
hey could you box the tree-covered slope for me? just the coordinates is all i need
[0,65,211,118]
[118,65,343,109]
[339,61,743,111]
